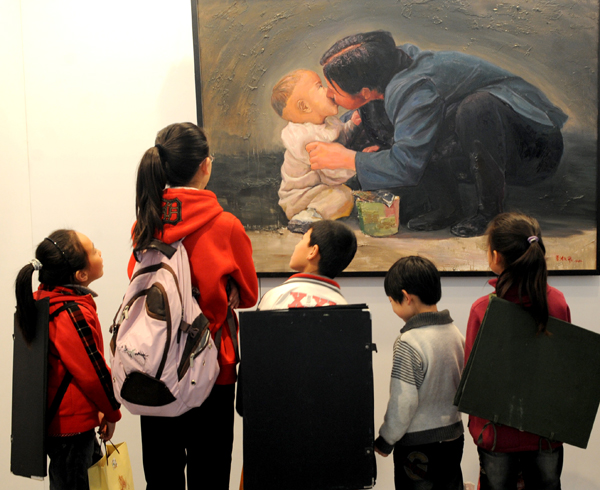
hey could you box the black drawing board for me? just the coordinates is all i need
[455,295,600,448]
[11,298,50,479]
[239,305,376,490]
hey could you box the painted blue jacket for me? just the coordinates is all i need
[354,44,568,190]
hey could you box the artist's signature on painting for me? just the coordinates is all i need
[555,255,583,264]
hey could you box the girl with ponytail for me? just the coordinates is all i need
[129,122,258,489]
[465,212,571,489]
[14,230,120,490]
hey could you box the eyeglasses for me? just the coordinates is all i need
[200,155,214,167]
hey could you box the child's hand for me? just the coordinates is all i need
[98,413,116,441]
[227,279,240,309]
[350,110,362,126]
[374,447,389,457]
[361,145,380,153]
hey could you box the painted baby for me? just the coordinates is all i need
[271,69,358,233]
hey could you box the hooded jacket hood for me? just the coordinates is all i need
[159,188,223,244]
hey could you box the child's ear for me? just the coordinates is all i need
[307,243,319,261]
[74,269,88,285]
[199,156,211,175]
[297,100,311,114]
[402,289,411,304]
[491,250,502,267]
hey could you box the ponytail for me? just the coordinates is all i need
[133,146,166,252]
[487,213,549,332]
[133,123,210,253]
[14,230,87,345]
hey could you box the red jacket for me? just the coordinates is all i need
[35,285,121,436]
[128,188,258,385]
[465,279,571,452]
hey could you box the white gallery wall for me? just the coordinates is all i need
[2,1,600,489]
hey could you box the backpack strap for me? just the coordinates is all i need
[46,301,78,426]
[49,301,77,321]
[134,239,177,262]
[130,263,183,309]
[111,262,183,335]
[46,371,73,427]
[213,279,240,359]
[50,301,121,419]
[180,313,210,339]
[213,307,239,361]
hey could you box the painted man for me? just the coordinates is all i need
[307,31,567,237]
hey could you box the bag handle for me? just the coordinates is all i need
[478,421,498,451]
[98,437,120,465]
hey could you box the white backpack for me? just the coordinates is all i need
[109,239,220,417]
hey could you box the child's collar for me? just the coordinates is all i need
[401,309,453,333]
[63,284,98,297]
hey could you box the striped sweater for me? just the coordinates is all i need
[375,310,464,454]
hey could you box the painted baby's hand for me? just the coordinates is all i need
[350,110,362,126]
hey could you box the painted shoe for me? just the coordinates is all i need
[287,208,323,234]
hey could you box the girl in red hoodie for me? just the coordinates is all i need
[15,229,121,490]
[131,122,258,489]
[465,213,570,489]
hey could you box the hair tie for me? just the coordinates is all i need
[30,258,43,271]
[527,236,539,244]
[44,237,73,269]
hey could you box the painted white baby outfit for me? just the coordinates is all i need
[278,117,356,220]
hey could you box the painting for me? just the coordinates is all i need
[191,0,598,275]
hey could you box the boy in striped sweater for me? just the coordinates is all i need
[374,256,465,490]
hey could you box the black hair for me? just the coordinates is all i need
[15,229,87,345]
[384,256,441,305]
[486,212,549,332]
[308,220,357,279]
[133,122,209,252]
[320,30,402,95]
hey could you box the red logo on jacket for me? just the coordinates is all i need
[162,198,182,225]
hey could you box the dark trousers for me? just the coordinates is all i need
[47,429,102,490]
[452,92,564,186]
[393,435,464,490]
[478,446,563,490]
[427,92,563,209]
[387,92,564,225]
[140,383,236,490]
